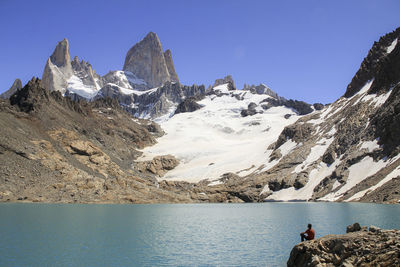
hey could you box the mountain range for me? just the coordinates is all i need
[0,27,399,203]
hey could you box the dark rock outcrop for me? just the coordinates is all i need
[259,96,313,115]
[284,99,313,115]
[10,78,50,113]
[213,75,236,91]
[243,83,279,98]
[174,96,203,115]
[241,102,259,117]
[313,103,324,110]
[275,123,313,149]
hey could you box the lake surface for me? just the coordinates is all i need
[0,203,399,267]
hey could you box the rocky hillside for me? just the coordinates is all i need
[250,27,400,203]
[287,223,400,266]
[0,78,198,203]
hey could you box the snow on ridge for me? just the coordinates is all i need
[386,38,398,54]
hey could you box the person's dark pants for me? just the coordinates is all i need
[300,233,311,242]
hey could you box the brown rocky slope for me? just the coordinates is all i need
[0,78,250,203]
[0,78,187,203]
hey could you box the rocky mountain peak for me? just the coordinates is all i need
[123,32,178,88]
[1,78,22,99]
[213,75,236,90]
[9,77,50,113]
[50,38,72,68]
[164,49,179,83]
[42,38,73,93]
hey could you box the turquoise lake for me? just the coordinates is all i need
[0,203,399,266]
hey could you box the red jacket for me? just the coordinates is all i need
[305,228,315,240]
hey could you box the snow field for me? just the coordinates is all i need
[138,84,298,182]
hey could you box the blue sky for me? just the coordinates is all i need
[0,0,399,103]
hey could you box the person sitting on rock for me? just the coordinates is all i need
[300,223,315,241]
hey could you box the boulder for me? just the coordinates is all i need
[346,222,361,233]
[135,155,179,176]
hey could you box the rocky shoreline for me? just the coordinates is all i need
[287,223,400,266]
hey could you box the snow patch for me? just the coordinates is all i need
[293,137,334,173]
[360,139,380,152]
[320,156,387,201]
[346,165,400,202]
[265,160,341,201]
[386,38,398,54]
[208,180,223,186]
[67,75,99,99]
[361,89,392,108]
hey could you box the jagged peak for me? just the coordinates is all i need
[164,49,179,83]
[72,55,80,63]
[0,78,22,99]
[144,31,159,40]
[213,75,236,90]
[123,32,176,88]
[49,38,71,68]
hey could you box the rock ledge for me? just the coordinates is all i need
[287,223,400,267]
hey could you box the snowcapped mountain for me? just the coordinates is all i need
[138,27,400,203]
[39,32,206,119]
[2,27,399,204]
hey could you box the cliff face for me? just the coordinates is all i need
[123,32,179,88]
[42,39,73,94]
[164,49,179,83]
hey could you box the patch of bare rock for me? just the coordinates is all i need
[287,223,400,267]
